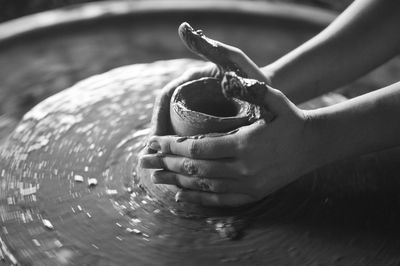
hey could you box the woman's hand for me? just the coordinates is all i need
[140,83,321,207]
[148,22,271,144]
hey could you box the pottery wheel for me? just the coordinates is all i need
[1,59,400,266]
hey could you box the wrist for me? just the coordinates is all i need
[260,65,275,87]
[304,95,387,168]
[261,64,303,104]
[302,108,344,170]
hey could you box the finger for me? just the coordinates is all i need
[221,72,292,117]
[152,170,247,193]
[147,133,240,159]
[175,190,254,207]
[178,22,268,83]
[141,153,241,178]
[140,154,240,178]
[139,153,164,169]
[141,144,156,156]
[161,156,239,178]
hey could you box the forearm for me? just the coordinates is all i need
[309,81,400,167]
[263,0,400,104]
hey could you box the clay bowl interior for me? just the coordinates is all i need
[170,77,256,136]
[176,78,240,118]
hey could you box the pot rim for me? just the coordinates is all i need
[171,77,254,120]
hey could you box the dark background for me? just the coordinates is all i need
[0,0,353,22]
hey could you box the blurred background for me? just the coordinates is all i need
[0,0,352,22]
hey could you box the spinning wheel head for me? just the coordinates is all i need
[2,59,400,266]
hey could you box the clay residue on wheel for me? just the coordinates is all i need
[1,58,400,266]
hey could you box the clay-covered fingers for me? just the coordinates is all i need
[178,22,268,83]
[151,170,247,194]
[178,22,238,65]
[146,134,239,159]
[140,154,240,178]
[176,190,254,207]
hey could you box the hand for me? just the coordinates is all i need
[148,22,271,144]
[140,83,320,207]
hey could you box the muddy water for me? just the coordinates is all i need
[1,59,400,265]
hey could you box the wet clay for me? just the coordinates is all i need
[178,22,246,77]
[170,77,258,136]
[221,71,275,122]
[1,60,400,265]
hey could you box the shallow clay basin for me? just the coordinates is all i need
[1,1,400,266]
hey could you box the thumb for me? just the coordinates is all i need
[221,72,292,118]
[263,86,294,116]
[178,22,268,83]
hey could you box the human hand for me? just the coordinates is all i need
[140,80,321,207]
[148,22,270,144]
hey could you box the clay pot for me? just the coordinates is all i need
[170,77,257,136]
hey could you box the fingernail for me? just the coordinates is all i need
[138,155,154,168]
[138,156,147,168]
[175,192,182,202]
[176,137,187,143]
[147,141,160,151]
[150,172,157,183]
[151,172,161,184]
[139,154,164,169]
